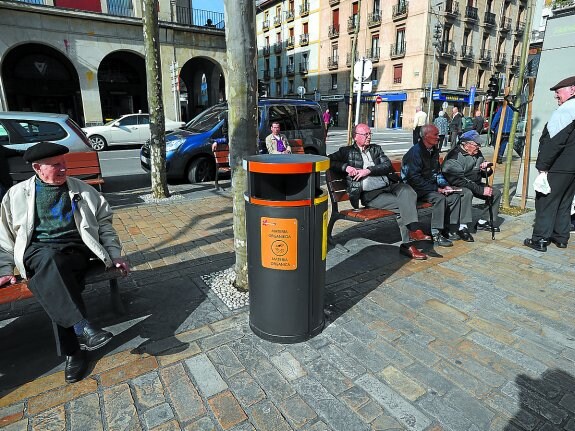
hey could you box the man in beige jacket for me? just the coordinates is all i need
[0,142,130,383]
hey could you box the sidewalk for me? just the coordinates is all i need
[1,157,574,430]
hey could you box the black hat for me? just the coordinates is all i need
[550,76,575,91]
[23,142,69,163]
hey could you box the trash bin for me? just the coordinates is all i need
[244,154,330,343]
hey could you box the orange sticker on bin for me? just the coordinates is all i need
[261,217,298,270]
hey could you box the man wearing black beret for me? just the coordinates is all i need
[524,76,575,251]
[0,142,130,383]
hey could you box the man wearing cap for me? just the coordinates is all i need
[524,76,575,252]
[0,142,130,383]
[442,130,501,232]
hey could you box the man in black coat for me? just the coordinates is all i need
[329,123,431,260]
[524,76,575,251]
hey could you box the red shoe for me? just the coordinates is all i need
[408,229,432,241]
[399,244,428,260]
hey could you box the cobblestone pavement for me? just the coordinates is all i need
[1,153,574,431]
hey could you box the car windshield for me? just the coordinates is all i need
[184,105,227,133]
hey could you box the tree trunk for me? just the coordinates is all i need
[143,0,169,199]
[224,0,258,290]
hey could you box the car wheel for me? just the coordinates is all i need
[187,157,215,183]
[89,135,108,151]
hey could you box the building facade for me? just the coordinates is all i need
[0,0,226,127]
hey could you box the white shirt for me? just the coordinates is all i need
[413,111,427,128]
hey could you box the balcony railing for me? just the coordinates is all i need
[390,42,406,58]
[484,11,496,26]
[285,9,295,22]
[109,0,135,17]
[263,45,270,56]
[368,12,381,27]
[286,64,296,76]
[274,67,282,79]
[329,0,340,5]
[300,1,309,16]
[392,2,408,20]
[440,41,456,57]
[444,0,459,18]
[274,15,282,27]
[347,15,359,32]
[494,52,507,67]
[262,20,270,31]
[464,6,478,22]
[274,42,283,53]
[515,21,525,35]
[329,24,340,38]
[346,51,359,67]
[175,7,225,28]
[500,17,512,32]
[299,62,309,74]
[478,48,491,63]
[300,33,309,45]
[460,44,474,60]
[263,70,270,81]
[328,56,339,69]
[511,55,521,68]
[286,36,295,49]
[366,48,380,62]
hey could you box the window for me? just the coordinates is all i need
[289,27,294,38]
[265,58,270,70]
[393,64,402,84]
[276,32,281,43]
[463,29,471,46]
[265,36,270,48]
[269,105,297,130]
[333,8,339,26]
[438,63,447,85]
[371,67,378,82]
[276,56,281,68]
[303,22,309,34]
[478,69,485,88]
[302,78,308,91]
[297,106,322,129]
[288,80,295,94]
[331,73,338,89]
[275,82,282,97]
[373,0,380,13]
[371,34,380,51]
[458,67,467,88]
[332,43,339,58]
[276,5,281,17]
[138,115,150,125]
[481,33,489,50]
[352,1,359,25]
[0,119,67,144]
[118,115,138,126]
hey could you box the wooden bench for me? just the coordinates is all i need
[212,142,230,190]
[289,139,305,154]
[326,160,434,244]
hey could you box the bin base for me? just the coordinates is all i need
[249,320,325,344]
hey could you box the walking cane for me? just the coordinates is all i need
[487,195,495,240]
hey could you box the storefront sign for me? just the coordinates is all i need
[362,92,407,103]
[320,95,345,101]
[432,90,470,103]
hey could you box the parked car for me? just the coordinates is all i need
[140,99,326,183]
[83,113,184,151]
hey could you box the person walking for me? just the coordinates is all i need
[490,105,513,164]
[412,106,427,145]
[472,109,485,134]
[449,106,463,149]
[433,111,449,152]
[322,109,332,138]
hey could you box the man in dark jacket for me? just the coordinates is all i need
[442,130,501,232]
[472,110,485,134]
[490,105,514,164]
[449,107,463,149]
[402,124,474,246]
[329,123,431,260]
[524,76,575,252]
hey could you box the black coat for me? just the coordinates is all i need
[536,97,575,173]
[401,141,445,197]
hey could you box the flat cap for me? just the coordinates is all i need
[550,76,575,91]
[460,130,484,146]
[23,142,69,163]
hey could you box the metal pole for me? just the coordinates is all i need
[346,0,361,145]
[427,50,436,123]
[354,58,365,126]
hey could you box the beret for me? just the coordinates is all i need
[550,76,575,91]
[23,142,69,163]
[460,130,484,146]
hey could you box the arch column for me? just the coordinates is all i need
[78,67,103,126]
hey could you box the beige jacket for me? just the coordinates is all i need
[265,133,290,154]
[0,176,123,279]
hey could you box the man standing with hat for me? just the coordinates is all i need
[442,130,502,232]
[524,76,575,252]
[0,142,130,383]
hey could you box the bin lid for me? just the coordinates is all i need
[244,154,329,174]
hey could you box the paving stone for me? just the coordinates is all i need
[278,394,317,429]
[300,420,332,431]
[156,341,202,367]
[370,414,405,431]
[342,318,378,342]
[416,391,480,431]
[131,371,165,410]
[182,416,218,431]
[565,418,575,431]
[153,419,185,431]
[340,339,389,373]
[285,342,322,363]
[559,393,575,414]
[69,393,103,431]
[393,334,440,367]
[27,378,97,415]
[317,343,367,379]
[0,403,24,428]
[99,356,159,387]
[403,363,456,396]
[293,377,369,431]
[380,366,426,401]
[199,328,244,351]
[356,400,383,423]
[367,337,414,371]
[270,351,306,381]
[0,418,28,431]
[227,422,256,431]
[208,390,248,430]
[159,363,206,423]
[31,405,65,431]
[185,353,228,397]
[227,371,266,407]
[501,381,569,425]
[483,390,538,430]
[102,383,140,431]
[340,386,371,411]
[433,360,491,398]
[252,365,296,402]
[143,403,174,430]
[208,345,245,379]
[443,388,496,429]
[356,374,432,431]
[0,372,66,409]
[304,358,353,396]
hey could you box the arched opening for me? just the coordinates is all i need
[98,51,147,122]
[179,57,224,122]
[2,43,84,125]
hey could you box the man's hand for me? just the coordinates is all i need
[438,186,454,195]
[112,258,130,276]
[0,275,17,287]
[480,161,493,170]
[352,168,371,181]
[346,166,359,176]
[284,146,292,154]
[483,186,493,197]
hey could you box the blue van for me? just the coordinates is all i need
[140,98,326,183]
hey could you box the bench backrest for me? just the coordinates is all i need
[289,139,305,154]
[213,143,230,169]
[64,152,102,179]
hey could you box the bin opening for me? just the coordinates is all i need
[250,172,321,201]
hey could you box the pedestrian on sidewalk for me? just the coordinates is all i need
[433,111,449,152]
[0,142,130,383]
[323,109,332,138]
[524,76,575,252]
[472,109,485,134]
[449,106,463,149]
[490,104,514,164]
[412,106,427,145]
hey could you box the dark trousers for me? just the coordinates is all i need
[365,183,419,243]
[450,131,461,149]
[413,127,421,145]
[24,243,92,356]
[419,191,461,230]
[532,172,575,243]
[473,186,501,223]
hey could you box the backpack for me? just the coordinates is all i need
[462,116,474,132]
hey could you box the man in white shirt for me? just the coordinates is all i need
[413,106,427,145]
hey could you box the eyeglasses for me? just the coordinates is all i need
[356,132,372,136]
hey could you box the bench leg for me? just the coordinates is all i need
[214,170,219,190]
[109,279,125,315]
[327,213,339,245]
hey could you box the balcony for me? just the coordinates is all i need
[392,2,408,20]
[274,16,282,27]
[443,0,459,19]
[286,9,295,22]
[500,17,512,32]
[300,33,309,46]
[329,0,340,5]
[368,12,382,27]
[459,44,474,61]
[494,52,507,67]
[274,67,282,79]
[328,56,339,69]
[440,41,456,58]
[262,20,269,31]
[300,1,309,16]
[286,64,296,76]
[478,48,491,64]
[329,24,340,38]
[263,70,270,81]
[511,55,521,68]
[274,42,283,54]
[299,62,309,74]
[286,36,295,49]
[263,45,270,56]
[346,51,359,67]
[366,48,380,62]
[484,11,496,27]
[464,6,478,23]
[515,21,525,35]
[348,15,359,33]
[390,42,406,58]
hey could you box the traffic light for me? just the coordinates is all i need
[487,75,499,99]
[258,79,267,97]
[433,23,442,42]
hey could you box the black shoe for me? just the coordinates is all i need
[65,350,88,383]
[78,326,113,351]
[442,230,460,241]
[433,232,453,247]
[475,222,501,232]
[523,238,547,252]
[457,228,474,242]
[497,156,503,164]
[549,238,567,248]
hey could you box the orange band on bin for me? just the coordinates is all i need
[250,197,312,207]
[248,161,313,174]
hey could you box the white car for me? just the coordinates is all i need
[83,114,184,151]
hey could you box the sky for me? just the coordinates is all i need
[193,0,224,13]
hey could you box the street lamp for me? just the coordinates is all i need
[427,22,442,122]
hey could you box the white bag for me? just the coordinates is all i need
[533,172,551,195]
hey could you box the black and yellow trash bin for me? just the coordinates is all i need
[244,154,329,343]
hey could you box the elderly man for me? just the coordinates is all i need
[449,106,463,149]
[0,142,130,383]
[413,106,427,145]
[402,124,474,247]
[329,123,431,260]
[524,76,575,252]
[442,130,501,232]
[265,122,291,154]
